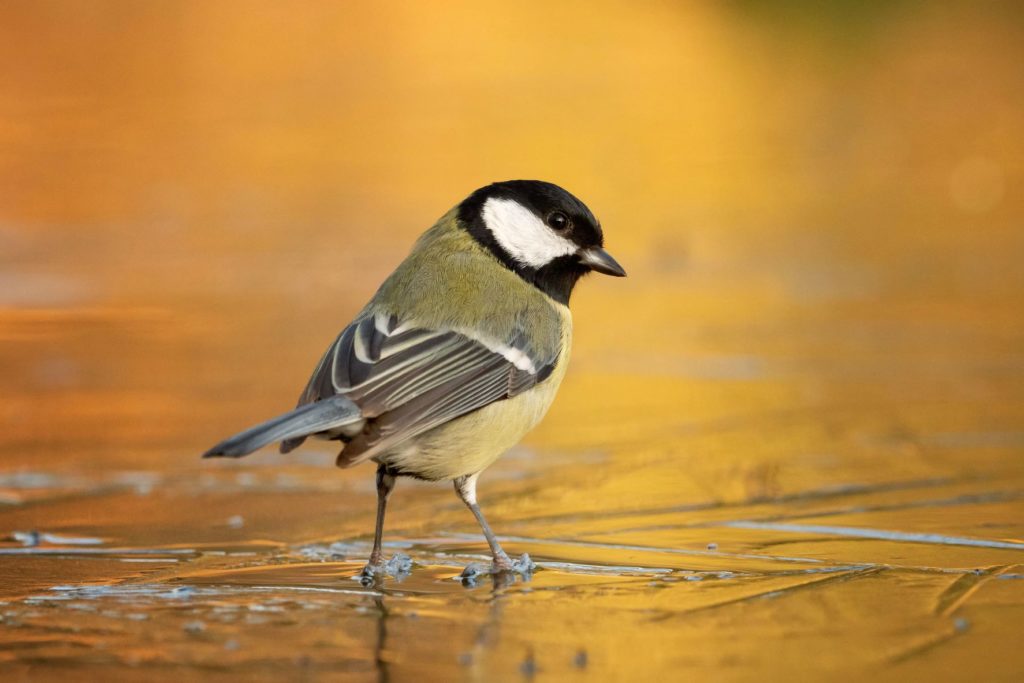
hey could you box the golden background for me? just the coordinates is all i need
[1,2,1022,680]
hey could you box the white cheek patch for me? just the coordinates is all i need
[481,197,578,268]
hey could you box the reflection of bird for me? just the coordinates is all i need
[203,180,625,579]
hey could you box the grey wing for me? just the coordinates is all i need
[283,312,557,464]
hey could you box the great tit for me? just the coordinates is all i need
[203,180,625,580]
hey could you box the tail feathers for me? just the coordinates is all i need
[279,434,306,454]
[202,396,362,459]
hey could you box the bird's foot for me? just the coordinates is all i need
[356,553,412,586]
[459,552,536,585]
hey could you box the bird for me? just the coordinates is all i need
[202,180,625,581]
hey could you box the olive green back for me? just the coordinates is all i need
[365,209,564,361]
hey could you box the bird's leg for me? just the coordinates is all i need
[455,473,534,579]
[359,465,398,582]
[369,465,395,566]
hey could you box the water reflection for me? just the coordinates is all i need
[372,595,391,683]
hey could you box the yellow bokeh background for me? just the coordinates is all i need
[1,2,1023,680]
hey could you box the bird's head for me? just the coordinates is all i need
[458,180,625,303]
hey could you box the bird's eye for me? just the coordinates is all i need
[547,211,571,231]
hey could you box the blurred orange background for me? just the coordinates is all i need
[2,1,1021,469]
[1,2,1023,680]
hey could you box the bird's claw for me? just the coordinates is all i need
[460,553,536,585]
[357,553,412,586]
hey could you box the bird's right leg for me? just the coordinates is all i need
[454,473,535,582]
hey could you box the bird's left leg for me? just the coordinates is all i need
[454,473,535,580]
[357,465,410,584]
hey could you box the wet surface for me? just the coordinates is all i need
[2,2,1024,681]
